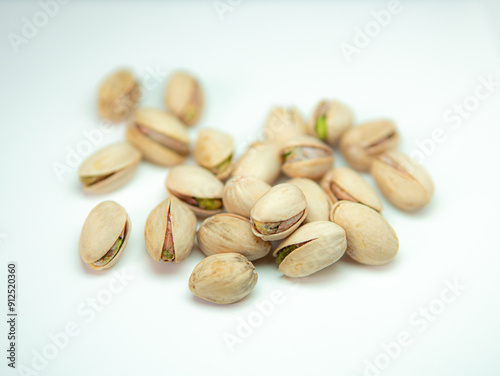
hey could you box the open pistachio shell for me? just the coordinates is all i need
[309,100,354,145]
[320,167,383,212]
[288,178,331,223]
[126,108,190,166]
[144,196,197,263]
[98,69,140,122]
[231,141,281,185]
[222,176,271,218]
[165,165,224,216]
[79,201,130,270]
[263,106,307,145]
[250,183,307,241]
[194,128,234,180]
[78,142,142,194]
[165,72,204,126]
[273,221,347,277]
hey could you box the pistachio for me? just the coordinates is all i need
[78,142,142,194]
[263,107,307,145]
[288,178,331,223]
[330,201,398,265]
[340,119,399,171]
[126,108,190,166]
[189,253,258,304]
[250,183,307,241]
[273,221,346,277]
[231,141,281,184]
[222,176,270,218]
[280,135,334,180]
[371,151,434,211]
[97,69,140,122]
[194,128,234,180]
[320,167,383,212]
[309,100,354,145]
[165,72,203,126]
[197,214,271,261]
[79,201,130,270]
[165,165,224,216]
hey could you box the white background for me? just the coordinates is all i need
[1,1,500,375]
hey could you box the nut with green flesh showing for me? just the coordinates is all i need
[370,151,434,211]
[126,108,190,166]
[330,201,398,265]
[231,141,281,185]
[320,167,383,212]
[309,100,354,145]
[78,142,142,194]
[280,135,334,180]
[165,72,203,126]
[194,128,234,180]
[144,196,197,263]
[273,221,347,277]
[79,201,131,270]
[222,176,271,218]
[288,178,331,223]
[340,120,399,172]
[166,165,224,217]
[197,214,272,261]
[263,107,307,145]
[98,69,140,122]
[250,183,307,241]
[189,253,258,304]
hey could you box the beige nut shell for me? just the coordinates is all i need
[263,106,307,145]
[98,69,139,122]
[194,128,234,180]
[165,72,204,126]
[309,100,354,145]
[288,178,331,223]
[222,176,271,218]
[231,141,281,185]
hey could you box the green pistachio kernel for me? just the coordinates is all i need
[276,244,299,264]
[315,115,327,140]
[214,155,232,174]
[195,198,223,211]
[162,249,175,261]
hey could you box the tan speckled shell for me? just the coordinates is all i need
[263,106,307,145]
[288,178,331,223]
[98,69,139,122]
[165,72,204,126]
[194,128,234,180]
[222,176,271,218]
[231,141,281,184]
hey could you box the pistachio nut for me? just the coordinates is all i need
[340,119,399,171]
[222,176,271,218]
[78,142,142,194]
[250,183,307,241]
[288,178,331,223]
[189,253,258,304]
[79,201,130,270]
[371,151,434,211]
[280,135,334,180]
[231,141,281,185]
[126,108,190,166]
[197,214,271,261]
[165,72,203,126]
[309,100,354,145]
[97,69,140,122]
[165,165,224,216]
[194,128,234,180]
[263,106,307,145]
[330,201,398,265]
[320,167,383,212]
[273,221,346,277]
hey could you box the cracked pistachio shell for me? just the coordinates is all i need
[231,141,281,185]
[250,183,307,241]
[165,72,203,126]
[165,165,224,216]
[330,201,398,265]
[79,201,130,270]
[340,119,399,172]
[309,100,354,145]
[273,221,347,277]
[280,135,334,180]
[144,196,197,263]
[78,142,142,194]
[194,128,234,180]
[126,108,190,166]
[320,167,383,212]
[371,151,434,211]
[222,176,271,218]
[288,178,331,223]
[189,253,258,304]
[98,69,140,122]
[197,214,271,261]
[263,106,307,145]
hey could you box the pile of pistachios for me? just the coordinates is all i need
[78,68,434,305]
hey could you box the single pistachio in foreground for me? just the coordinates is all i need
[165,71,204,126]
[98,69,140,122]
[263,106,307,145]
[194,128,234,180]
[288,178,331,223]
[222,176,271,218]
[309,100,354,145]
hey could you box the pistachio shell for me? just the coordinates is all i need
[98,69,140,122]
[274,221,347,277]
[309,100,354,145]
[320,167,383,212]
[78,142,142,194]
[79,201,130,270]
[194,128,234,180]
[231,141,281,184]
[330,201,398,265]
[263,107,307,145]
[197,214,272,261]
[222,176,271,218]
[288,178,331,223]
[189,253,258,304]
[165,72,203,126]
